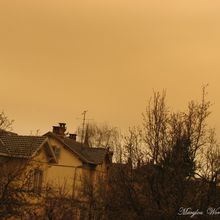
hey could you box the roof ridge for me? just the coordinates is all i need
[9,135,44,138]
[0,134,45,138]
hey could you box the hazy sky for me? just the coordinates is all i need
[1,0,220,135]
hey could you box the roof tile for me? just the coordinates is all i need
[0,134,46,158]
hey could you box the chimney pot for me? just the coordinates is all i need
[69,133,77,141]
[52,123,66,137]
[59,123,66,128]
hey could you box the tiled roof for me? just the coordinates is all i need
[0,130,109,164]
[0,133,46,158]
[45,132,108,165]
[80,147,107,164]
[63,138,107,164]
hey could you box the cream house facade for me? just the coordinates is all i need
[44,123,112,199]
[0,123,112,218]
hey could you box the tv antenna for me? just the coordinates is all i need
[76,110,93,144]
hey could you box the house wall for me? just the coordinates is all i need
[32,138,109,199]
[0,137,110,220]
[41,138,83,197]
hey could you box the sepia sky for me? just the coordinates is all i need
[1,0,220,135]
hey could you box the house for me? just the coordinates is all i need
[0,123,112,219]
[44,123,112,198]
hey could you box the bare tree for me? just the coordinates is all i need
[123,126,145,168]
[105,86,216,219]
[44,181,80,220]
[183,85,211,159]
[195,129,220,207]
[140,86,217,217]
[78,122,122,163]
[142,90,169,164]
[79,174,108,220]
[197,129,220,182]
[0,158,42,219]
[0,111,14,134]
[142,86,211,165]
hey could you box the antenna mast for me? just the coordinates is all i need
[81,110,88,143]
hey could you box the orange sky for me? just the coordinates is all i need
[1,0,220,135]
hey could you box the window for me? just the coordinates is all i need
[52,145,61,159]
[33,169,43,193]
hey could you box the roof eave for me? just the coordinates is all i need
[0,152,30,159]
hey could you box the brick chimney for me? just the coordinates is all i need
[69,133,77,141]
[52,123,66,137]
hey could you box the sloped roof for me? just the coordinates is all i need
[81,147,107,164]
[0,130,109,164]
[45,132,108,165]
[0,133,47,158]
